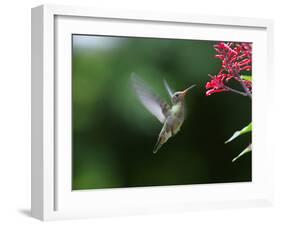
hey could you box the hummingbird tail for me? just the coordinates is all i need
[153,123,172,154]
[153,137,163,154]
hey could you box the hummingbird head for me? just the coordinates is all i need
[172,84,196,104]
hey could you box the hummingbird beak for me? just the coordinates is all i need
[182,84,196,96]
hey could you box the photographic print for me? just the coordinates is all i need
[72,35,252,190]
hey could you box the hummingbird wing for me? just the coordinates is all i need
[163,79,174,97]
[131,73,170,124]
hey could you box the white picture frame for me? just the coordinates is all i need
[31,4,274,221]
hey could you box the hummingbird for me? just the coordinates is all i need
[131,73,196,153]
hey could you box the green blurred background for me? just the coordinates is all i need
[72,35,252,190]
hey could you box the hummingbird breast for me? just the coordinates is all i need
[166,103,185,135]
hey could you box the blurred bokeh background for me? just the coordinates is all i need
[72,35,251,190]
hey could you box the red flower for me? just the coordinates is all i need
[214,42,252,77]
[206,42,252,96]
[205,74,229,96]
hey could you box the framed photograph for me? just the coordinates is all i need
[31,4,274,221]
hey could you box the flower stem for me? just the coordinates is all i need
[224,85,248,97]
[239,78,252,99]
[235,72,252,99]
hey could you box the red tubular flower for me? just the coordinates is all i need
[205,74,229,96]
[206,42,252,96]
[213,42,252,76]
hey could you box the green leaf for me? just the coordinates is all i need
[241,75,252,81]
[225,122,252,144]
[232,144,252,162]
